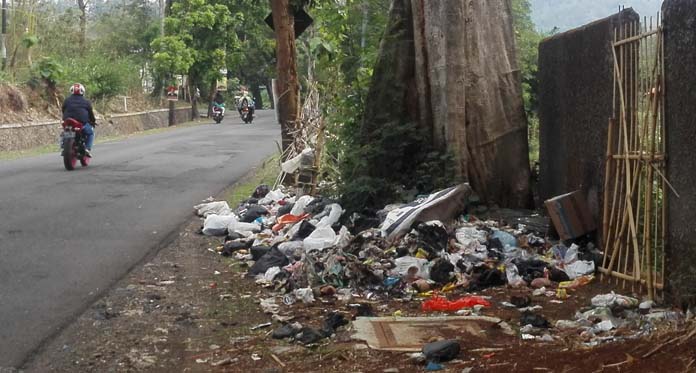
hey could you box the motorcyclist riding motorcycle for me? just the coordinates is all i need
[62,83,96,157]
[237,91,255,117]
[213,91,226,114]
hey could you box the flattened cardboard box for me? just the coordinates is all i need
[544,191,596,240]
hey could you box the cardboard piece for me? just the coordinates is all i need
[351,316,514,351]
[544,191,596,240]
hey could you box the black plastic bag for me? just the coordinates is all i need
[247,247,289,277]
[430,258,455,284]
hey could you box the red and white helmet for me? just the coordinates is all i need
[70,83,85,96]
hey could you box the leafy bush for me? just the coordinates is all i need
[62,54,141,100]
[28,57,65,89]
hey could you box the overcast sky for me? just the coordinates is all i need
[530,0,664,31]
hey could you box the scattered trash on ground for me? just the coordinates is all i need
[192,183,686,366]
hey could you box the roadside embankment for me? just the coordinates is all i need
[0,107,192,152]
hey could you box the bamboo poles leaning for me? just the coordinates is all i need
[600,14,666,300]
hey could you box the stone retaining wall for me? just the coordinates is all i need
[0,107,191,152]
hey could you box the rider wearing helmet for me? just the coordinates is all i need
[62,83,96,157]
[236,90,255,117]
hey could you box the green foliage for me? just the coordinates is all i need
[512,0,545,166]
[29,57,64,88]
[151,36,196,76]
[152,0,237,101]
[512,0,543,115]
[21,34,39,49]
[63,54,141,100]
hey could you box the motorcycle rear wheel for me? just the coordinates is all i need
[63,138,77,170]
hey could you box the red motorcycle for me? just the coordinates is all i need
[60,118,91,170]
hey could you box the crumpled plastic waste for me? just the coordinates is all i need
[591,292,639,309]
[491,229,517,248]
[281,148,314,174]
[248,247,289,277]
[291,195,315,216]
[393,256,430,280]
[316,203,344,228]
[422,339,461,363]
[421,295,491,312]
[202,214,238,236]
[380,184,471,240]
[293,287,315,304]
[194,201,232,217]
[303,226,337,252]
[455,226,488,248]
[505,264,526,287]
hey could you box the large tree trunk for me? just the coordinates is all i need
[410,0,532,208]
[207,79,216,117]
[250,83,263,110]
[270,0,299,156]
[188,74,199,120]
[359,0,531,208]
[77,0,87,51]
[266,80,274,109]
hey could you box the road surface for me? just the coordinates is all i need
[0,111,279,367]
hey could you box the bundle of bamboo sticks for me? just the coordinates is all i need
[600,14,669,301]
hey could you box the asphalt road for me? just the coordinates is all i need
[0,111,279,367]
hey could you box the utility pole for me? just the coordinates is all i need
[1,0,7,71]
[270,0,299,156]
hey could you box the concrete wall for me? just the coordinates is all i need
[538,9,638,228]
[664,0,696,307]
[0,107,191,152]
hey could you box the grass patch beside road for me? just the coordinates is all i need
[222,153,281,207]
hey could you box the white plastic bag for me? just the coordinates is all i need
[259,189,285,205]
[194,201,232,217]
[393,256,430,279]
[564,260,595,279]
[334,226,352,249]
[281,148,314,173]
[263,266,281,281]
[290,195,314,216]
[303,226,336,251]
[278,241,305,257]
[317,204,344,228]
[293,287,315,304]
[505,263,526,287]
[202,214,238,236]
[455,227,487,248]
[227,221,261,237]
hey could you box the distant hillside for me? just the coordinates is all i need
[530,0,663,31]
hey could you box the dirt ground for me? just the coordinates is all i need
[23,211,696,373]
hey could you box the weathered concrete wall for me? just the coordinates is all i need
[538,9,637,226]
[0,107,191,152]
[664,0,696,307]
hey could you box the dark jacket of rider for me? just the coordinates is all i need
[62,94,97,125]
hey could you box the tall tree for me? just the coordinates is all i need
[270,0,299,154]
[76,0,88,51]
[347,0,533,209]
[151,0,235,119]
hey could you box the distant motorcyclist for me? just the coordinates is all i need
[237,90,255,117]
[213,91,226,115]
[62,83,96,157]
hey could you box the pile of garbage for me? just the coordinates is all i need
[195,184,601,301]
[193,183,684,352]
